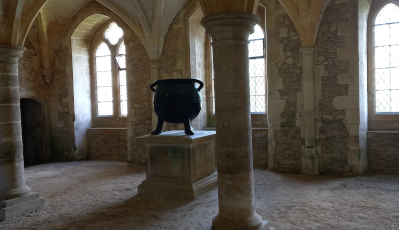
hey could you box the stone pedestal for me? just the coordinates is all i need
[0,45,44,221]
[137,130,217,200]
[201,13,263,230]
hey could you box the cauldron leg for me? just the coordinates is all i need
[184,119,194,135]
[151,118,164,135]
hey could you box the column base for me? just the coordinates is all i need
[212,212,264,230]
[0,192,44,221]
[4,185,32,200]
[138,172,218,200]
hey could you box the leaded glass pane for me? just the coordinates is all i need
[97,87,113,101]
[96,56,112,72]
[375,3,399,25]
[376,90,391,112]
[376,69,390,90]
[248,24,266,113]
[393,90,399,111]
[96,42,111,56]
[96,42,113,116]
[98,102,113,116]
[249,24,264,40]
[96,71,112,87]
[375,3,399,113]
[249,59,265,77]
[249,39,264,58]
[375,25,390,46]
[119,41,126,54]
[104,22,123,45]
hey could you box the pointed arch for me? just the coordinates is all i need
[368,0,399,131]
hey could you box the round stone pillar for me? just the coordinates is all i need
[0,45,31,200]
[202,14,262,230]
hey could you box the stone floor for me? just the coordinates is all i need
[1,161,399,230]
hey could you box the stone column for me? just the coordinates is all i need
[202,14,263,230]
[300,47,319,175]
[0,45,44,220]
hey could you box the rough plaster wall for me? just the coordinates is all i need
[160,7,188,81]
[87,128,127,161]
[317,0,360,176]
[51,41,75,161]
[126,28,152,163]
[26,20,43,66]
[161,0,190,42]
[19,39,43,94]
[72,37,91,160]
[368,132,399,173]
[267,1,302,173]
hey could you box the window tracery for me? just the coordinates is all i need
[374,3,399,113]
[94,22,127,118]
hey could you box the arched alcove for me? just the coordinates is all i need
[72,14,111,160]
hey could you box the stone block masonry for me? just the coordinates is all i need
[271,4,303,173]
[368,132,399,174]
[316,0,359,176]
[87,128,127,161]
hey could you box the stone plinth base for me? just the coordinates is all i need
[0,193,44,221]
[137,130,217,200]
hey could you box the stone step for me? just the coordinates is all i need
[0,192,39,208]
[0,193,44,221]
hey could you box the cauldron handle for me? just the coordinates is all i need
[150,81,157,92]
[194,79,204,92]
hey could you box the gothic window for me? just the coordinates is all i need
[96,42,113,116]
[374,3,399,113]
[248,24,266,113]
[118,42,127,117]
[94,22,127,117]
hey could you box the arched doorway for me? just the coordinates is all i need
[20,98,45,167]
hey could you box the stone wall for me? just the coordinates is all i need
[266,1,302,173]
[19,39,52,162]
[50,1,152,162]
[317,0,366,176]
[87,128,127,161]
[316,1,351,175]
[253,128,268,168]
[265,0,364,175]
[126,28,152,163]
[368,132,399,174]
[159,1,208,132]
[71,36,91,160]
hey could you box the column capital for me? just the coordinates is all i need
[0,45,25,64]
[201,13,259,41]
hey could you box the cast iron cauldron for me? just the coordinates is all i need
[150,79,204,135]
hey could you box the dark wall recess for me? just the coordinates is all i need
[20,98,45,167]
